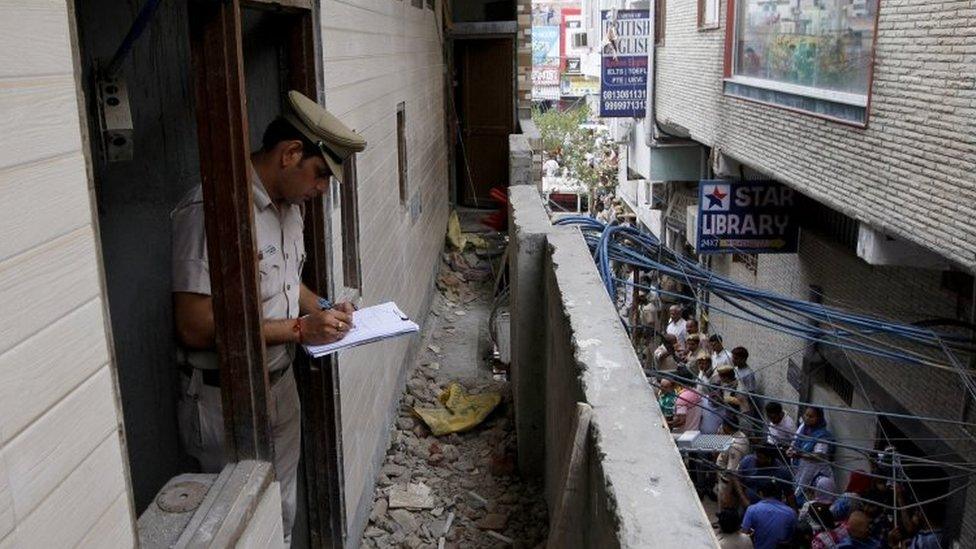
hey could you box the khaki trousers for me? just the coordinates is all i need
[178,367,301,546]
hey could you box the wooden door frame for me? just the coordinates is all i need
[284,9,348,549]
[188,1,345,547]
[188,0,273,463]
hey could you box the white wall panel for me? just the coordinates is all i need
[76,492,136,549]
[14,432,127,548]
[320,0,449,543]
[2,366,118,518]
[0,226,102,355]
[0,3,135,546]
[0,3,73,79]
[0,299,109,443]
[0,152,92,262]
[0,76,82,170]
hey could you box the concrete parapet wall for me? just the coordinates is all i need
[518,118,543,188]
[508,187,716,547]
[509,134,533,187]
[508,186,558,477]
[544,230,716,548]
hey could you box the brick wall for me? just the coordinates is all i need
[655,0,976,271]
[319,1,451,544]
[517,0,533,118]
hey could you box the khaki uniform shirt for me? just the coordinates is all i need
[171,167,306,372]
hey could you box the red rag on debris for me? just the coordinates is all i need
[481,186,509,231]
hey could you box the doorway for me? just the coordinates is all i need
[453,37,515,208]
[72,1,344,547]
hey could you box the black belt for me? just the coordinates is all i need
[179,363,290,388]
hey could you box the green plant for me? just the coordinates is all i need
[532,104,589,154]
[532,104,618,205]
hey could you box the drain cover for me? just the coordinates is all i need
[156,481,208,513]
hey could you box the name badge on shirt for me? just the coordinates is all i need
[258,244,277,261]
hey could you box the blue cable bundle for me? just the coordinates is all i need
[554,216,972,371]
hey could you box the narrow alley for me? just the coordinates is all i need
[360,230,549,549]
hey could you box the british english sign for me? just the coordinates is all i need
[696,180,799,254]
[599,10,649,118]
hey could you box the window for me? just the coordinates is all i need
[655,0,666,45]
[698,0,719,29]
[396,102,408,205]
[411,0,422,8]
[821,362,854,406]
[340,156,362,290]
[726,0,879,124]
[571,31,588,48]
[426,0,434,9]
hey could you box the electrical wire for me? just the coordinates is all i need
[680,455,973,512]
[557,214,971,542]
[654,371,976,431]
[554,216,974,360]
[650,377,976,475]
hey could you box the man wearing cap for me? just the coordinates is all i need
[172,91,366,544]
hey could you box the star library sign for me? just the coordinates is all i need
[696,180,800,254]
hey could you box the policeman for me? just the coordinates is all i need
[171,90,366,545]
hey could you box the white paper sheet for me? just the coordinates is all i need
[302,301,419,357]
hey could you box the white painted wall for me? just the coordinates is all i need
[0,1,135,547]
[318,0,450,543]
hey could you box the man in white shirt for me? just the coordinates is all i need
[731,346,757,393]
[652,334,681,372]
[666,305,688,347]
[543,157,560,177]
[710,334,734,369]
[764,401,796,448]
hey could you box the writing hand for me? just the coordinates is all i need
[300,309,354,344]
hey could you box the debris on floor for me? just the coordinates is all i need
[413,383,502,436]
[360,241,547,549]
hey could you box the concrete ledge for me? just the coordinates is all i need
[517,119,543,188]
[139,461,284,549]
[518,118,541,149]
[544,229,716,548]
[508,185,562,477]
[509,134,533,187]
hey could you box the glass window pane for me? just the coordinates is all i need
[734,0,878,95]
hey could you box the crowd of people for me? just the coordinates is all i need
[639,306,947,549]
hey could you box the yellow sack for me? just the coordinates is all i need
[446,211,465,250]
[413,383,501,436]
[446,210,489,251]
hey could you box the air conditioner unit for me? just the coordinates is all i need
[856,225,950,269]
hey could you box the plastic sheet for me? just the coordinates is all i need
[412,383,501,436]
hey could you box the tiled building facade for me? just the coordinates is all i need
[621,0,976,539]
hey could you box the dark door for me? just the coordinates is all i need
[454,37,514,208]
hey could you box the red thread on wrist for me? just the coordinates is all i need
[294,317,304,344]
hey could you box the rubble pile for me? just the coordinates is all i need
[360,243,548,549]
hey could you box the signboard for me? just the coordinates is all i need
[600,10,650,118]
[696,180,799,254]
[561,75,600,97]
[532,25,561,86]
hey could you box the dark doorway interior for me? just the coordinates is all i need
[73,0,199,513]
[453,37,515,208]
